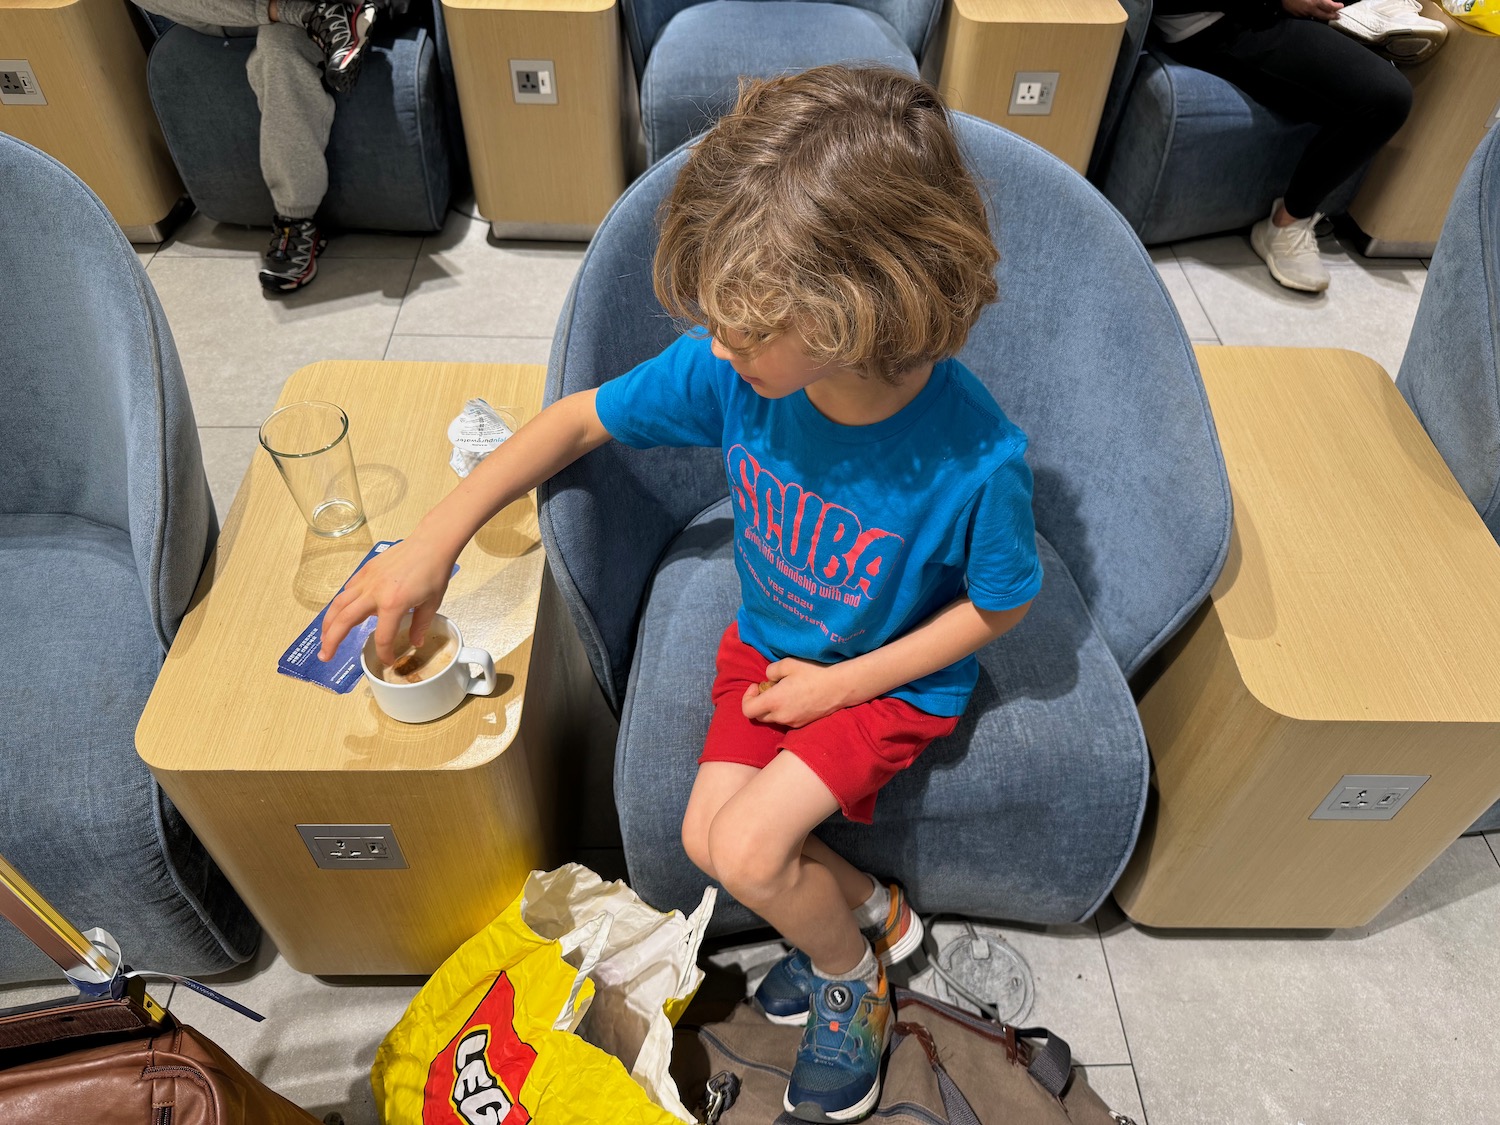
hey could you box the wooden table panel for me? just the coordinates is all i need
[137,362,616,974]
[930,0,1126,173]
[1347,5,1500,256]
[0,0,183,238]
[1116,347,1500,928]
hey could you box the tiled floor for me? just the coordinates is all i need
[24,208,1496,1125]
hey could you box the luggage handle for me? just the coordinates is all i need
[0,854,118,990]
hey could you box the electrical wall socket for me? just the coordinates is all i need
[0,61,46,107]
[510,58,557,105]
[1010,71,1058,117]
[1309,774,1429,821]
[297,823,408,869]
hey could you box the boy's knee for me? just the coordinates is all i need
[680,815,715,880]
[707,819,792,906]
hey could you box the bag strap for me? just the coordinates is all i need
[893,1022,982,1125]
[1014,1026,1073,1098]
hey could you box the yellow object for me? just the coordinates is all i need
[1441,0,1500,31]
[372,865,715,1125]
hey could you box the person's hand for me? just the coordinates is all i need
[316,536,457,663]
[741,657,858,729]
[1282,0,1343,20]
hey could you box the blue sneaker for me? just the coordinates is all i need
[754,884,921,1025]
[756,948,818,1025]
[783,966,893,1122]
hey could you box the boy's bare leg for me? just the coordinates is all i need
[706,753,867,974]
[684,762,877,911]
[802,835,880,909]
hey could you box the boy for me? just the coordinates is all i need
[317,66,1041,1122]
[135,0,378,291]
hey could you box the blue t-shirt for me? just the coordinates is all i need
[595,333,1043,716]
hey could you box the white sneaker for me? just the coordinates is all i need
[1332,0,1447,64]
[1250,201,1330,293]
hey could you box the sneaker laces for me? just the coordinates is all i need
[1278,216,1321,257]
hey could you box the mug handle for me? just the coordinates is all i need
[459,647,496,697]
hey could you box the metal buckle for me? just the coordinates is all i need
[703,1071,741,1124]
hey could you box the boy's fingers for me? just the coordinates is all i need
[318,595,373,659]
[408,601,439,648]
[372,608,410,666]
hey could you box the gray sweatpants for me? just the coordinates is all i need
[137,0,333,218]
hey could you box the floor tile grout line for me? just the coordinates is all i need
[1093,912,1149,1123]
[385,256,425,359]
[1486,833,1500,869]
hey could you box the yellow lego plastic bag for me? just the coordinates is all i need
[372,864,715,1125]
[1440,0,1500,32]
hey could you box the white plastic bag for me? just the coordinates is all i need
[521,864,716,1122]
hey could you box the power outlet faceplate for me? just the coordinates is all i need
[1010,71,1058,117]
[1309,774,1429,821]
[0,61,46,107]
[510,58,557,106]
[297,823,408,869]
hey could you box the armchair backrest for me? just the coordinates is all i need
[1397,125,1500,540]
[622,0,942,80]
[541,112,1229,710]
[0,132,215,650]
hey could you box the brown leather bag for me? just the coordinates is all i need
[0,855,322,1125]
[0,996,323,1125]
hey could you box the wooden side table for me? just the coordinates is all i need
[929,0,1126,173]
[136,362,616,975]
[1115,347,1500,929]
[0,0,184,241]
[1347,5,1500,257]
[441,0,627,241]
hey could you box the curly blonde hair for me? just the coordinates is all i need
[654,65,999,383]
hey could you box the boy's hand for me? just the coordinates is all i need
[741,657,858,728]
[316,536,457,664]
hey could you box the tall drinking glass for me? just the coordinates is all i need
[258,401,367,538]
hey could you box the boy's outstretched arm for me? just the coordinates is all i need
[741,596,1032,728]
[317,388,611,663]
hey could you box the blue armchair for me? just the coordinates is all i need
[1088,0,1362,244]
[1396,126,1500,835]
[625,0,941,165]
[141,2,458,232]
[539,115,1232,932]
[0,133,259,983]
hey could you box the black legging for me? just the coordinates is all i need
[1160,15,1413,219]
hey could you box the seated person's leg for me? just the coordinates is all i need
[132,0,272,36]
[1161,16,1412,291]
[247,21,335,292]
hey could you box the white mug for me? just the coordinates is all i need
[360,614,496,723]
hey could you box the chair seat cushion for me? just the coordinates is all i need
[1098,50,1362,244]
[147,23,451,231]
[0,515,257,982]
[641,1,916,164]
[614,498,1149,932]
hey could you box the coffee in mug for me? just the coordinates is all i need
[375,631,459,685]
[360,613,495,723]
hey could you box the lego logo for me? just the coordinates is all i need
[423,974,537,1125]
[452,1030,515,1125]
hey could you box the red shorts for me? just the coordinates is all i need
[699,624,959,824]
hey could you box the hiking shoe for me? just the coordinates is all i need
[1333,0,1447,63]
[1250,200,1330,294]
[306,0,376,93]
[260,216,327,293]
[755,884,922,1025]
[757,948,819,1025]
[784,967,893,1122]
